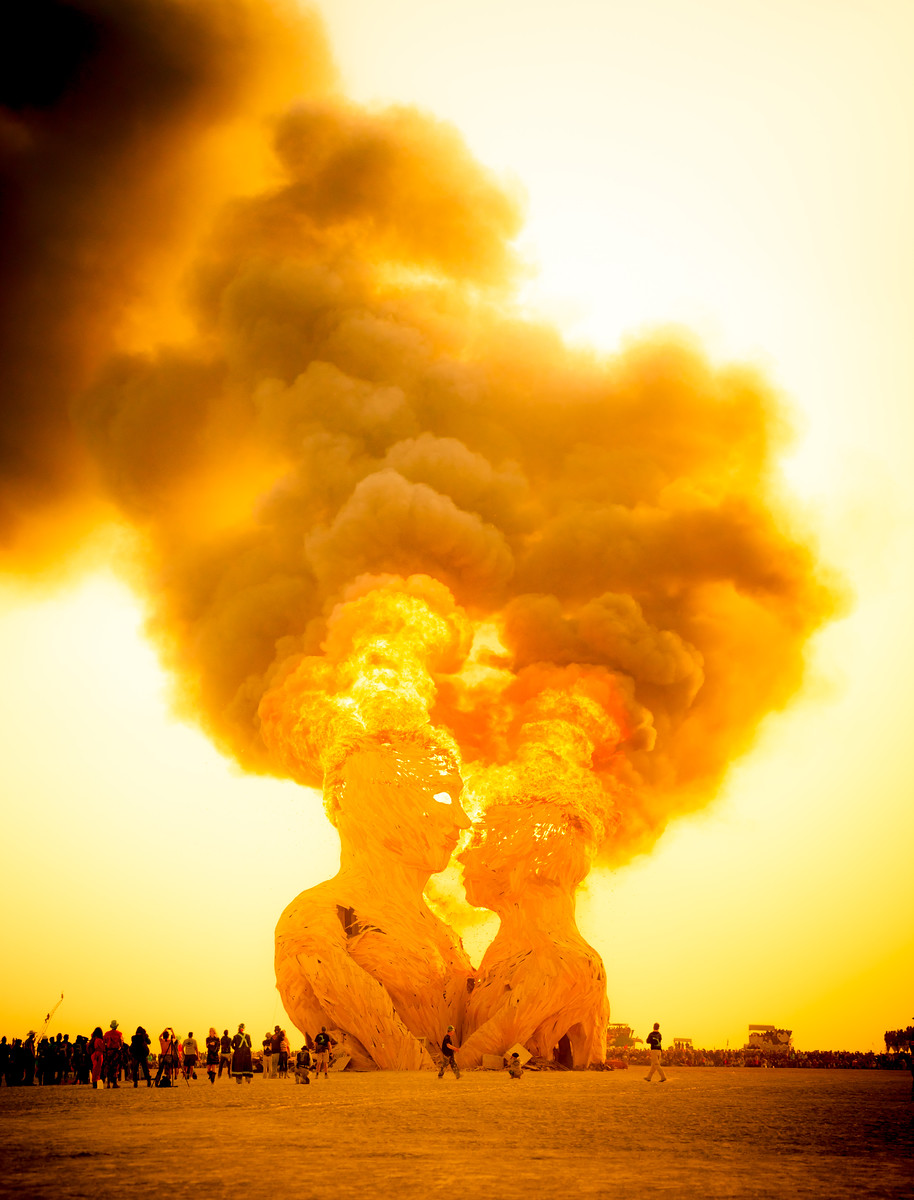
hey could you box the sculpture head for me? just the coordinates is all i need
[458,801,596,911]
[325,728,470,874]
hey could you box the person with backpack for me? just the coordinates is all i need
[438,1025,460,1080]
[644,1022,667,1083]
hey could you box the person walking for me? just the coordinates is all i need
[129,1027,152,1087]
[231,1024,253,1084]
[218,1029,232,1079]
[182,1032,198,1080]
[644,1022,667,1082]
[438,1025,461,1080]
[204,1028,220,1084]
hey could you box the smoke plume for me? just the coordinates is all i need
[1,0,842,866]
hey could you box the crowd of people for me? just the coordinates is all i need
[0,1021,339,1088]
[618,1045,910,1070]
[2,1023,910,1086]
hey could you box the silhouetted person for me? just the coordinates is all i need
[204,1028,220,1084]
[89,1028,105,1088]
[231,1024,253,1083]
[72,1036,90,1084]
[22,1032,36,1086]
[218,1029,232,1079]
[130,1027,152,1087]
[103,1021,123,1088]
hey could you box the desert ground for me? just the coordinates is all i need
[1,1067,911,1199]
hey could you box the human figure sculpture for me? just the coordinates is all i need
[456,801,609,1068]
[274,729,474,1070]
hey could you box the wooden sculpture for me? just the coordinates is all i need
[456,801,609,1068]
[274,731,474,1070]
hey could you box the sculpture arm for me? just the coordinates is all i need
[276,899,435,1071]
[458,974,556,1066]
[460,950,609,1066]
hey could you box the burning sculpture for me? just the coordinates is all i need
[458,801,609,1068]
[274,729,473,1070]
[1,1,843,1069]
[262,583,630,1068]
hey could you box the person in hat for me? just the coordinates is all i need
[103,1021,124,1088]
[230,1024,253,1084]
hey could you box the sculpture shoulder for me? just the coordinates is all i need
[275,878,350,954]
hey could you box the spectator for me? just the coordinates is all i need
[218,1029,232,1080]
[204,1027,220,1084]
[644,1023,667,1083]
[130,1027,152,1088]
[89,1027,105,1089]
[103,1021,124,1089]
[182,1032,199,1080]
[231,1024,253,1084]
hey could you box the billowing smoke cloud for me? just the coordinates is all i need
[0,0,331,563]
[1,0,842,866]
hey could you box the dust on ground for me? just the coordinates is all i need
[1,1068,911,1199]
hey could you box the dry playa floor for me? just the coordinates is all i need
[0,1068,911,1199]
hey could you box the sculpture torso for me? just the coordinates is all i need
[462,917,608,1065]
[276,870,473,1069]
[274,734,473,1070]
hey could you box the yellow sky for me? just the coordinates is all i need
[1,0,913,1051]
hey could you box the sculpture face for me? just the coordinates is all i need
[336,740,470,874]
[459,802,591,908]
